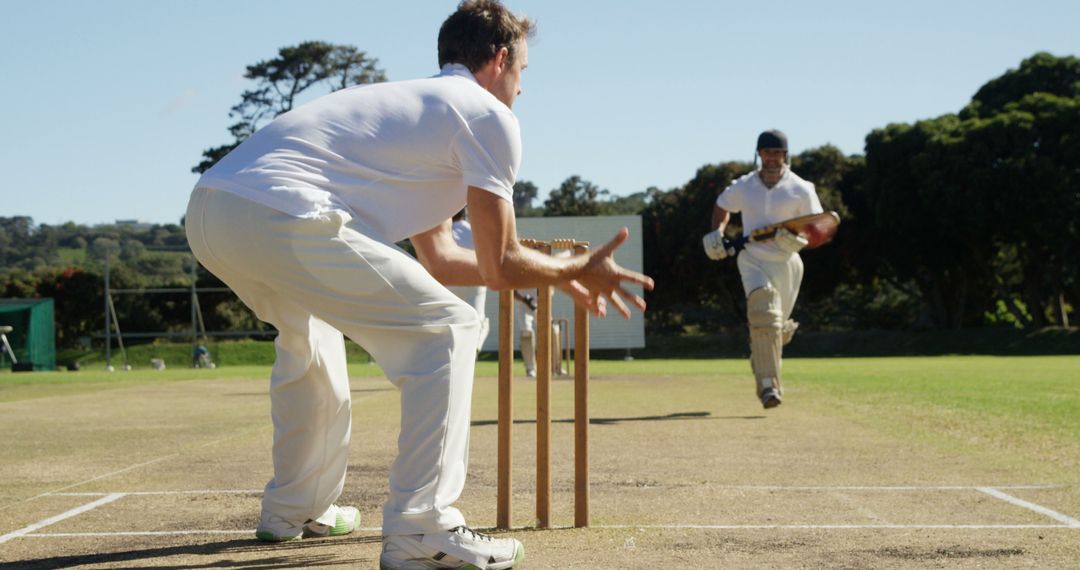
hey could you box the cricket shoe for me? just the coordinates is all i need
[380,526,524,569]
[759,387,782,409]
[255,504,360,542]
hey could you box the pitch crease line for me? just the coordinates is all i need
[977,487,1080,527]
[0,493,126,545]
[2,458,174,510]
[597,524,1075,530]
[48,489,263,497]
[704,485,1064,491]
[21,524,1076,539]
[26,527,385,538]
[48,484,1064,498]
[1,434,252,512]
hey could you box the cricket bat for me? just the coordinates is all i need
[729,211,841,253]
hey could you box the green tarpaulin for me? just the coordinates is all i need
[0,299,56,371]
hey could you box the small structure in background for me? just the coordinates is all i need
[151,358,167,371]
[0,299,56,371]
[0,326,16,366]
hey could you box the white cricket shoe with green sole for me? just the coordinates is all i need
[380,526,524,569]
[255,504,360,542]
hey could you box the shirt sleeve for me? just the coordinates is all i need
[805,183,824,215]
[714,182,741,213]
[452,110,521,202]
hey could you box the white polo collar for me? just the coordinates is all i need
[439,63,479,84]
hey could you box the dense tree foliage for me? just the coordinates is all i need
[0,219,193,347]
[543,176,609,216]
[859,52,1079,328]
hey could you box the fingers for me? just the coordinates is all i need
[617,285,647,312]
[557,280,606,317]
[593,227,629,259]
[609,291,632,319]
[556,228,654,318]
[620,269,655,291]
[558,280,592,308]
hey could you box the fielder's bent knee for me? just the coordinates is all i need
[442,297,482,330]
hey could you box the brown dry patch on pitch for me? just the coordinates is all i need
[875,545,1025,560]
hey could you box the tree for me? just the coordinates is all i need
[964,52,1080,119]
[543,176,608,217]
[91,237,120,264]
[193,42,387,173]
[858,53,1080,329]
[641,163,750,333]
[512,180,540,216]
[599,191,651,216]
[120,239,146,263]
[36,268,103,348]
[0,217,35,268]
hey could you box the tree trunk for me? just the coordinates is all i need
[1055,290,1070,328]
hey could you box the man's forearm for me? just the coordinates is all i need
[711,206,730,232]
[479,242,586,291]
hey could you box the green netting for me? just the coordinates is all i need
[0,299,56,371]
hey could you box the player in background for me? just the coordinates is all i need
[447,209,491,352]
[513,289,538,377]
[186,2,653,568]
[702,130,822,409]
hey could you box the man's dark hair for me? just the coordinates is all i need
[438,0,535,72]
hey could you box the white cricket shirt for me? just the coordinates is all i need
[451,219,476,250]
[715,169,823,259]
[196,64,521,243]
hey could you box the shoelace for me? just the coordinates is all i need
[451,526,494,543]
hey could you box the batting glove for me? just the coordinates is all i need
[775,228,809,253]
[702,229,735,260]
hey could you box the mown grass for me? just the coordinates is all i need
[47,326,1080,372]
[0,365,267,403]
[789,355,1080,478]
[3,355,1077,482]
[57,339,372,370]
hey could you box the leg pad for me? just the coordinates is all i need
[747,286,783,397]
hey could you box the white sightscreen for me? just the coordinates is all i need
[479,215,645,351]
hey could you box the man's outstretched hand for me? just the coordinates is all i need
[558,228,654,319]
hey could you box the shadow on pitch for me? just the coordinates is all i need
[224,387,394,397]
[472,411,764,427]
[1,535,383,570]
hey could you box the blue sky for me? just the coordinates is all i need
[2,0,1077,226]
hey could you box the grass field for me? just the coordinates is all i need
[1,356,1077,568]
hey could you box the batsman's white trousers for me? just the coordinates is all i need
[185,188,480,535]
[737,247,804,318]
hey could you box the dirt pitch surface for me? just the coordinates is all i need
[1,364,1077,568]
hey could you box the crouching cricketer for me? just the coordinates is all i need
[186,2,653,568]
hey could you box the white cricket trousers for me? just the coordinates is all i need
[185,187,480,535]
[737,247,804,318]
